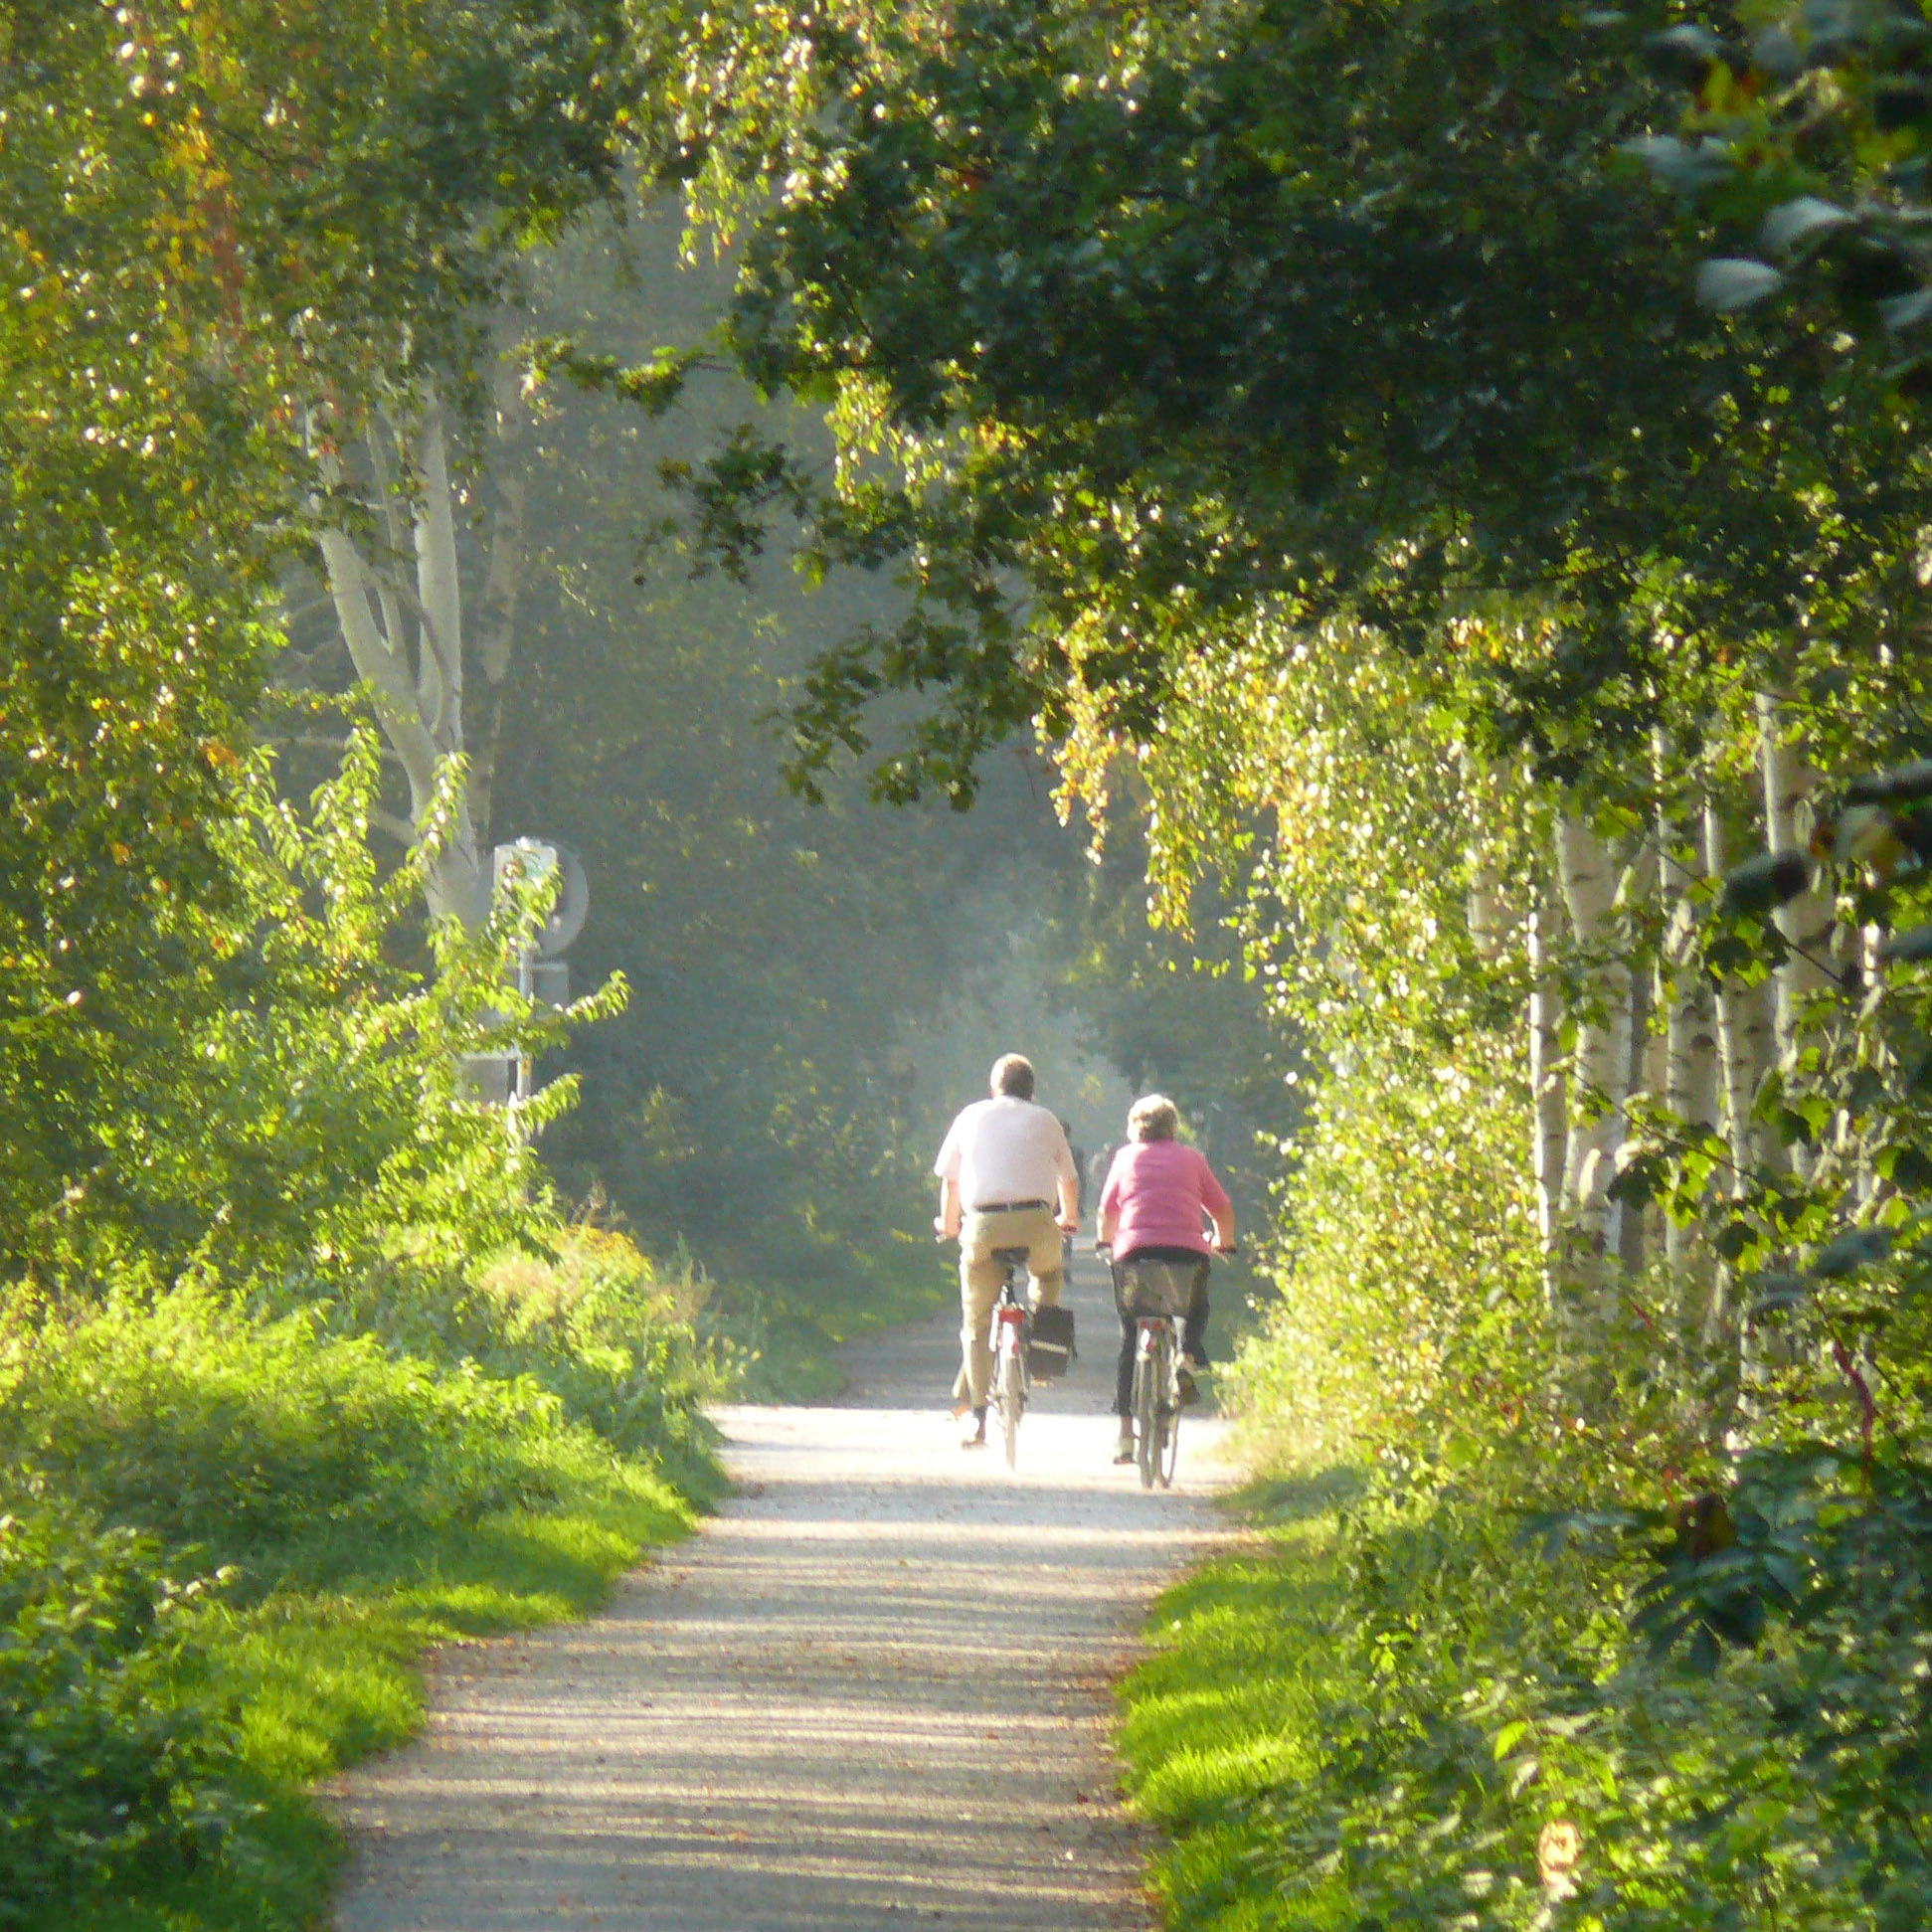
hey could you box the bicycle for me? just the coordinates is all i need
[1108,1247,1231,1491]
[986,1245,1031,1471]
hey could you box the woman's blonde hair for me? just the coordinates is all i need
[1128,1093,1179,1142]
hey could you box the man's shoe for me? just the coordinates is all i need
[1114,1434,1136,1465]
[963,1430,988,1450]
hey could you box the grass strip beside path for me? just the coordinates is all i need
[37,1461,702,1932]
[1116,1476,1358,1932]
[0,1272,722,1932]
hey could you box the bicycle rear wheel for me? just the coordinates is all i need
[1158,1362,1181,1489]
[994,1329,1024,1471]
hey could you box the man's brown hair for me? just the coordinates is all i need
[990,1053,1035,1100]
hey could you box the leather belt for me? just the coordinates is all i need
[970,1198,1050,1214]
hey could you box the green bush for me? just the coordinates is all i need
[1125,1453,1932,1931]
[0,1290,617,1586]
[0,1243,721,1929]
[0,1510,244,1921]
[269,1227,732,1501]
[1228,1040,1545,1471]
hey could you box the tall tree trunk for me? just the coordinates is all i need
[1699,801,1773,1355]
[1624,834,1663,1275]
[1557,814,1633,1287]
[316,383,527,930]
[1528,886,1568,1306]
[1655,738,1719,1280]
[1756,696,1836,1114]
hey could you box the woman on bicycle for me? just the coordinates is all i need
[1097,1095,1236,1465]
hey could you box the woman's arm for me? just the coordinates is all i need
[1199,1154,1236,1251]
[1097,1153,1124,1247]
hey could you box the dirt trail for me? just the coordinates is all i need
[328,1247,1233,1930]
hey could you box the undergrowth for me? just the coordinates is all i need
[1117,1480,1354,1932]
[1122,1447,1932,1931]
[0,1229,724,1930]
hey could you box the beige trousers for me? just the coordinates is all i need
[956,1204,1064,1409]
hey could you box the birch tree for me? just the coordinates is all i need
[1756,697,1838,1076]
[1528,888,1568,1283]
[316,377,528,929]
[1654,738,1719,1277]
[1556,814,1635,1283]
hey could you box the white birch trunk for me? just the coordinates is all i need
[1856,923,1885,1205]
[1528,889,1568,1296]
[1700,801,1773,1347]
[1664,891,1720,1278]
[1557,815,1633,1279]
[316,383,527,932]
[1756,696,1836,1071]
[1654,740,1720,1274]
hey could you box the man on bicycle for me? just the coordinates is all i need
[934,1053,1080,1449]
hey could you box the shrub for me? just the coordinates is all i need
[275,1226,733,1495]
[0,1289,619,1586]
[1229,1037,1545,1472]
[0,1509,244,1921]
[0,1250,720,1928]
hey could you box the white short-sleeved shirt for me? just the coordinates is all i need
[934,1096,1077,1211]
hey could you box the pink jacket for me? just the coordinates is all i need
[1100,1142,1232,1257]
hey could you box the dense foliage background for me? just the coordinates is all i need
[1,3,1273,1920]
[632,0,1932,1922]
[37,0,1932,1920]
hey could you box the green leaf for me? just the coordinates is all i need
[1696,258,1786,312]
[1723,850,1812,914]
[1810,1226,1894,1278]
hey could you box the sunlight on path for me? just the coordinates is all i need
[329,1250,1233,1930]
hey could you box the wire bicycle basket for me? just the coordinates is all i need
[1111,1256,1202,1319]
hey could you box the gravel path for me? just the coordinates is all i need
[327,1247,1233,1930]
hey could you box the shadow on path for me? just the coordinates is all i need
[329,1248,1233,1931]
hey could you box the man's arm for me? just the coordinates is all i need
[1047,1112,1080,1233]
[935,1173,963,1240]
[933,1109,967,1239]
[1055,1172,1079,1234]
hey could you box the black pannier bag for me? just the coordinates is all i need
[1026,1305,1077,1380]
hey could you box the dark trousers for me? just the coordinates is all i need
[1111,1248,1210,1419]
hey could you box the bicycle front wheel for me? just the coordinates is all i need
[995,1333,1025,1472]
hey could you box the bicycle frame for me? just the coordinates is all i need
[1106,1246,1209,1491]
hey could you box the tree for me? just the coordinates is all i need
[0,0,631,1271]
[641,0,1931,811]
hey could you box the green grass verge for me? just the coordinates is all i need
[32,1467,699,1932]
[0,1262,724,1931]
[1116,1473,1362,1932]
